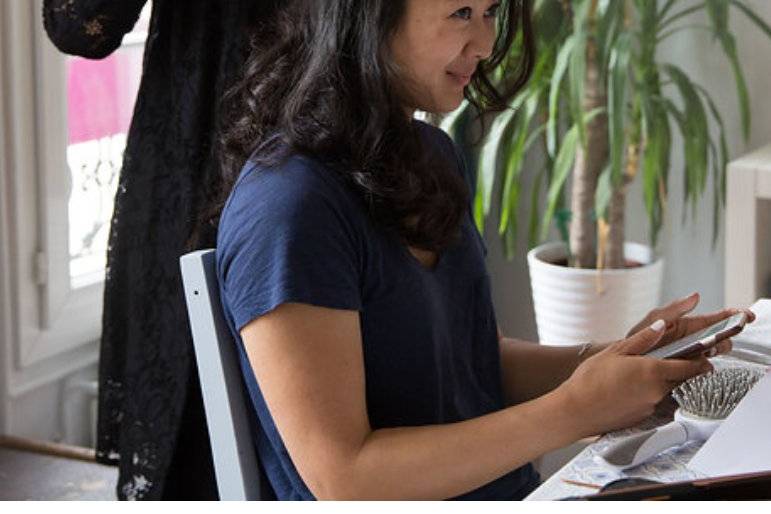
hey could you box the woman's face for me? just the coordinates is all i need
[390,0,500,114]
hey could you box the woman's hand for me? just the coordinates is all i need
[625,292,756,358]
[557,321,713,438]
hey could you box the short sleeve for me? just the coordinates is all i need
[217,158,363,333]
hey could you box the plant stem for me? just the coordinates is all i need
[605,143,639,269]
[569,37,607,268]
[605,184,626,268]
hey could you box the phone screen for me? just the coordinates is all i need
[645,312,746,359]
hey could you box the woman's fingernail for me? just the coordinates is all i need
[650,319,666,332]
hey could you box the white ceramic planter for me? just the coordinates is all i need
[527,241,664,346]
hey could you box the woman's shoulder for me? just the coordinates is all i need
[216,153,366,329]
[235,153,341,195]
[228,154,359,215]
[219,154,365,244]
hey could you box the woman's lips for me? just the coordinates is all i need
[446,71,472,87]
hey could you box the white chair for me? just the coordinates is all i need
[180,249,265,500]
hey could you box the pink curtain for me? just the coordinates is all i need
[67,47,142,145]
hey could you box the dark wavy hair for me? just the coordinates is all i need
[195,0,534,253]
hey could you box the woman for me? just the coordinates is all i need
[214,0,748,500]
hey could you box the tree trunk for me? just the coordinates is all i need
[605,143,639,269]
[569,39,608,268]
[606,182,626,269]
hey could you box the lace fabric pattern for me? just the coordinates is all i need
[42,0,266,499]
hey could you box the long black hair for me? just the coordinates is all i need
[197,0,534,253]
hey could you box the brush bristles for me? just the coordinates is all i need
[672,368,763,420]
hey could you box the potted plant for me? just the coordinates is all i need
[442,0,771,345]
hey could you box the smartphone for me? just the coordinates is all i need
[644,312,748,359]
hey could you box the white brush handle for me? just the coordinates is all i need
[597,421,688,470]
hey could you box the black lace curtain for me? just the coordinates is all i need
[43,0,271,499]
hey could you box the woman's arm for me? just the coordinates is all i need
[498,335,606,406]
[240,303,585,500]
[497,293,749,407]
[43,0,148,59]
[241,303,707,499]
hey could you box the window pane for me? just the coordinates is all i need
[67,5,149,289]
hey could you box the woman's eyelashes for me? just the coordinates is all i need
[451,3,501,21]
[452,6,473,20]
[486,3,502,18]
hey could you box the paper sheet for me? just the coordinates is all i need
[688,369,771,477]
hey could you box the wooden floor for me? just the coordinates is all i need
[0,446,117,500]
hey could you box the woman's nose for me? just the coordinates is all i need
[466,17,496,61]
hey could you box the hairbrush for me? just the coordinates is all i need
[596,367,764,470]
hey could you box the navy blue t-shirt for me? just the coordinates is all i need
[216,121,540,500]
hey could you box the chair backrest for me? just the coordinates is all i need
[180,249,263,500]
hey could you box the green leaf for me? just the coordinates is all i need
[662,64,709,210]
[705,0,729,34]
[528,168,545,250]
[641,96,670,247]
[694,84,728,200]
[637,0,660,61]
[731,0,771,39]
[532,0,568,45]
[706,1,751,141]
[693,83,729,248]
[725,36,750,141]
[473,184,485,233]
[555,209,572,247]
[499,96,542,236]
[658,0,677,22]
[658,4,705,33]
[660,98,692,225]
[637,0,660,42]
[540,107,603,242]
[476,93,529,224]
[596,0,624,79]
[541,126,579,243]
[547,35,575,157]
[640,96,656,234]
[707,137,721,249]
[608,32,632,186]
[570,0,590,148]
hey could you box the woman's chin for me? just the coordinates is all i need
[435,94,466,114]
[411,91,466,116]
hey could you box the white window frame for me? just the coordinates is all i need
[1,0,12,427]
[1,1,145,396]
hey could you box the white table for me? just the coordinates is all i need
[525,355,770,500]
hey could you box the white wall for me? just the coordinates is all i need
[488,0,771,343]
[8,366,98,446]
